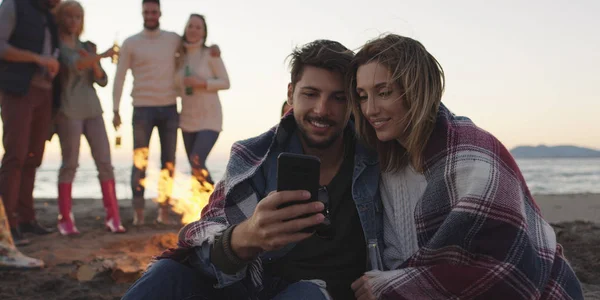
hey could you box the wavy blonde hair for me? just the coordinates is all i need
[54,0,85,37]
[175,14,207,70]
[347,34,445,173]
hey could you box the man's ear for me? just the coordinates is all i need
[287,83,293,105]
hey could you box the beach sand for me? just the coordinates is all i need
[0,194,599,300]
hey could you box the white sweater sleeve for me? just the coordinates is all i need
[112,38,132,112]
[206,55,230,92]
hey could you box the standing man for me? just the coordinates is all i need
[113,0,219,225]
[0,0,62,245]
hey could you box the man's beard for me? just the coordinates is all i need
[296,116,344,150]
[144,21,160,30]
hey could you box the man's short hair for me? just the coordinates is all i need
[288,40,353,88]
[142,0,160,5]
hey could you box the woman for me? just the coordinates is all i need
[54,1,125,235]
[0,197,44,269]
[347,34,583,299]
[175,14,230,187]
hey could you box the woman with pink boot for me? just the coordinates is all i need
[53,1,125,235]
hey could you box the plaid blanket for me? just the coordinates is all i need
[367,104,583,299]
[158,124,278,288]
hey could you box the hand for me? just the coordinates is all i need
[209,44,221,57]
[351,275,376,300]
[230,190,325,260]
[183,76,207,89]
[78,49,90,57]
[37,55,59,77]
[113,111,122,129]
[100,47,117,59]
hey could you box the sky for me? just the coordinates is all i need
[1,0,599,165]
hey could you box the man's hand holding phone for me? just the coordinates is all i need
[230,190,324,261]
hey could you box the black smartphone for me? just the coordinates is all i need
[276,152,320,206]
[276,153,322,233]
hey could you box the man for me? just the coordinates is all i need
[122,40,384,300]
[0,0,62,245]
[112,0,219,225]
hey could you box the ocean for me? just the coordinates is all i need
[32,157,600,200]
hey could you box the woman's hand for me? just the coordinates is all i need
[183,76,207,89]
[100,47,117,59]
[351,275,376,300]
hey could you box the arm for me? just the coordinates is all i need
[92,63,107,87]
[205,55,230,92]
[364,157,582,300]
[0,0,57,75]
[74,50,113,71]
[0,0,28,62]
[112,39,131,114]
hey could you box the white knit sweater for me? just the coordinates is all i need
[112,29,180,110]
[380,166,427,270]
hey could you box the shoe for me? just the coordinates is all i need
[156,206,179,225]
[100,180,126,233]
[10,227,31,246]
[19,220,54,235]
[57,183,80,236]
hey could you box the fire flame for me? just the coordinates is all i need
[133,147,214,225]
[168,169,214,225]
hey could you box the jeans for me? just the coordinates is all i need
[181,130,219,184]
[56,114,114,183]
[121,259,331,300]
[0,86,52,227]
[131,105,178,209]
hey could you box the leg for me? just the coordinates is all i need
[57,115,83,185]
[181,131,197,163]
[272,280,332,300]
[189,130,219,185]
[0,91,35,244]
[122,259,238,300]
[84,116,114,182]
[155,105,178,224]
[83,116,125,233]
[131,107,155,224]
[55,114,84,235]
[17,88,53,230]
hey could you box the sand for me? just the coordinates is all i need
[0,194,598,300]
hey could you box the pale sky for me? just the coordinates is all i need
[2,0,599,164]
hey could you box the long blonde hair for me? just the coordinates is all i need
[175,14,207,70]
[54,0,85,37]
[347,34,445,173]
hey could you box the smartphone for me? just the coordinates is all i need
[276,153,322,232]
[276,152,320,205]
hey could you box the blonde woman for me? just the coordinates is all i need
[347,34,583,299]
[0,197,44,269]
[175,14,230,187]
[54,1,125,235]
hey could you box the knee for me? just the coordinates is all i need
[275,280,331,300]
[2,155,25,170]
[97,163,114,180]
[122,259,209,300]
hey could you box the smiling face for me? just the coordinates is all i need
[142,2,161,30]
[356,62,409,142]
[60,4,83,36]
[288,66,349,150]
[184,15,206,44]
